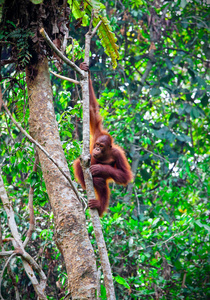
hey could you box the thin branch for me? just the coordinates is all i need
[61,23,69,53]
[182,271,187,288]
[124,142,140,203]
[88,10,94,34]
[138,147,170,163]
[23,151,39,248]
[40,28,84,77]
[91,20,102,37]
[155,226,190,247]
[0,171,47,300]
[0,252,17,300]
[70,37,81,100]
[50,70,80,84]
[21,251,47,291]
[0,59,17,67]
[134,188,141,217]
[0,251,14,257]
[1,98,84,206]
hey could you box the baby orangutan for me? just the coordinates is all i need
[74,63,132,216]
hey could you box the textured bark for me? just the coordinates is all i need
[26,58,97,299]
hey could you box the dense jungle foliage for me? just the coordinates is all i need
[0,0,209,299]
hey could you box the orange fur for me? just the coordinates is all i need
[74,63,132,216]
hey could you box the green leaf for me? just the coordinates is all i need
[190,107,200,119]
[177,133,190,142]
[150,87,161,97]
[115,275,130,289]
[195,221,210,234]
[181,19,189,29]
[201,94,209,106]
[140,169,151,181]
[162,210,170,223]
[166,58,173,70]
[180,0,187,8]
[30,0,43,4]
[100,284,107,298]
[93,16,119,68]
[69,0,119,68]
[173,55,182,65]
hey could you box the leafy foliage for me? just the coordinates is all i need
[0,0,209,299]
[0,25,33,68]
[69,0,119,68]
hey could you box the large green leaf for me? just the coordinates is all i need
[69,0,119,68]
[30,0,43,4]
[115,275,130,289]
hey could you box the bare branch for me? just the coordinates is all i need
[91,20,102,38]
[0,252,17,300]
[0,251,14,257]
[0,171,47,299]
[21,251,47,291]
[1,99,83,205]
[40,28,84,77]
[88,10,94,34]
[0,221,20,300]
[50,70,80,84]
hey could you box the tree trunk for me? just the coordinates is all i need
[26,58,97,300]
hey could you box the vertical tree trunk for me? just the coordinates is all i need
[26,58,97,300]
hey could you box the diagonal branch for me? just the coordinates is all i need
[1,98,85,207]
[40,28,84,77]
[50,70,80,84]
[0,252,17,300]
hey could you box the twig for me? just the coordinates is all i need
[0,252,17,300]
[147,226,190,248]
[50,70,80,84]
[182,271,187,288]
[40,28,84,77]
[137,146,170,162]
[0,251,14,257]
[91,20,102,37]
[124,142,140,203]
[134,188,140,217]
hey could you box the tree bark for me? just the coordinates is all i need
[26,58,97,300]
